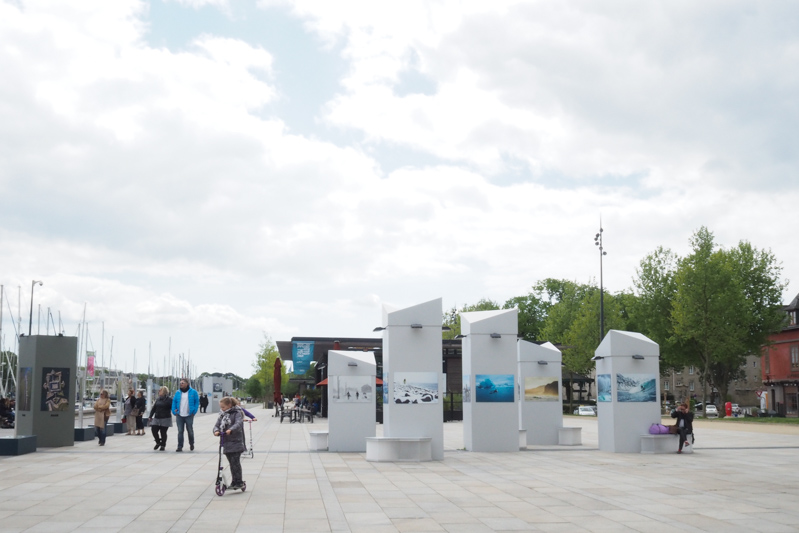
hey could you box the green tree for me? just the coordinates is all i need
[251,335,281,405]
[538,280,596,346]
[442,298,500,339]
[672,227,786,409]
[538,281,597,412]
[632,246,693,373]
[245,375,265,401]
[503,292,549,342]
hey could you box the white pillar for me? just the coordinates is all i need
[381,298,445,460]
[595,330,660,453]
[518,341,563,445]
[462,309,519,452]
[327,350,376,452]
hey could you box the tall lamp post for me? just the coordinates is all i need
[29,280,43,336]
[594,224,607,342]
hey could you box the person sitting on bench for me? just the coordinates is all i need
[671,402,694,454]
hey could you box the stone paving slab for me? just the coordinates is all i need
[2,409,799,532]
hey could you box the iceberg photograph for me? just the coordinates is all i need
[523,376,559,402]
[616,373,657,403]
[475,374,515,403]
[597,374,612,402]
[393,372,439,404]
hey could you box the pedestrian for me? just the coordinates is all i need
[93,390,112,446]
[0,397,14,427]
[149,386,172,451]
[124,388,137,435]
[671,402,694,453]
[200,393,209,413]
[171,378,199,452]
[231,397,257,421]
[213,397,246,490]
[135,391,146,435]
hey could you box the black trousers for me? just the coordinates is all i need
[152,426,168,446]
[678,427,691,450]
[225,452,243,485]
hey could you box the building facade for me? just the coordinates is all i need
[761,293,799,417]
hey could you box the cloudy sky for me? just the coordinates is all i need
[2,0,797,378]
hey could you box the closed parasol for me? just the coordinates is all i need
[274,358,282,404]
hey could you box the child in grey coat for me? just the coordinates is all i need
[213,397,246,489]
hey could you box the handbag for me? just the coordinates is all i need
[649,423,670,435]
[668,425,679,435]
[131,408,140,417]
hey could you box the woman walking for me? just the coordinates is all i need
[135,391,146,435]
[93,390,111,446]
[124,388,137,435]
[149,386,173,451]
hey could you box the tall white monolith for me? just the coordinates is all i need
[462,309,519,452]
[518,340,563,445]
[595,330,660,453]
[381,298,445,460]
[327,350,376,452]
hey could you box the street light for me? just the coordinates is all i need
[29,280,43,336]
[594,223,607,342]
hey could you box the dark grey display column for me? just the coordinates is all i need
[17,335,78,448]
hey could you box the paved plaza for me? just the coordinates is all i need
[2,407,799,532]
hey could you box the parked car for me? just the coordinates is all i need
[573,406,597,416]
[704,404,719,417]
[731,404,741,415]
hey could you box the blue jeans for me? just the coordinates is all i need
[175,414,194,449]
[95,425,106,445]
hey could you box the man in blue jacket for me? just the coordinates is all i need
[172,378,200,452]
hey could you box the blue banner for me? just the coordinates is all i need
[292,341,314,375]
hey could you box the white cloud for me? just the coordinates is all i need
[277,2,799,190]
[1,1,797,377]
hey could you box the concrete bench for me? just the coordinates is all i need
[0,435,37,456]
[74,427,95,441]
[366,437,432,462]
[640,434,693,454]
[309,431,328,451]
[558,427,582,446]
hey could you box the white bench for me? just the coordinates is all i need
[640,434,693,454]
[366,437,432,462]
[558,427,582,446]
[519,429,527,449]
[309,431,328,451]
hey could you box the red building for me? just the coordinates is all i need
[761,293,799,416]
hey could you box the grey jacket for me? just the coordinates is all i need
[213,406,246,453]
